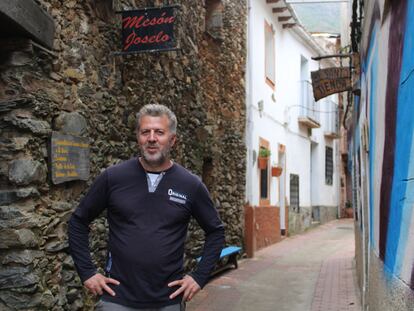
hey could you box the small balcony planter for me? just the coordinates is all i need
[258,148,271,170]
[258,157,268,170]
[271,165,283,177]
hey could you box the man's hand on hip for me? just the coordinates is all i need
[84,273,120,296]
[168,275,201,302]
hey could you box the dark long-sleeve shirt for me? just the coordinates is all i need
[68,158,225,309]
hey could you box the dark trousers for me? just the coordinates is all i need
[96,300,185,311]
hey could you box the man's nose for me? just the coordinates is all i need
[148,130,156,141]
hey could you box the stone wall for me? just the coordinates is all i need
[287,205,338,237]
[288,206,312,236]
[311,205,338,224]
[0,0,246,310]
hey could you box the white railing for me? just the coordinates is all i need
[325,99,339,134]
[299,80,320,123]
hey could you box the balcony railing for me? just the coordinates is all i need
[298,80,320,128]
[324,100,340,139]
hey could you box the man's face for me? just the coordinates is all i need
[137,115,176,168]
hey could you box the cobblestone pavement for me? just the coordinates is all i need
[187,219,361,311]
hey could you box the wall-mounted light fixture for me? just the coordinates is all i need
[258,100,264,117]
[271,93,276,103]
[252,149,257,165]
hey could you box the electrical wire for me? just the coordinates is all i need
[287,104,341,114]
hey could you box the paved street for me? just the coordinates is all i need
[187,219,361,311]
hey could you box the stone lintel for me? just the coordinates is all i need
[0,0,55,49]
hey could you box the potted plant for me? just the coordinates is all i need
[345,201,353,218]
[271,164,283,177]
[258,147,271,169]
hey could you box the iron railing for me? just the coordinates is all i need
[325,99,340,135]
[299,80,320,124]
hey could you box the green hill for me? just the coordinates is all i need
[291,3,341,34]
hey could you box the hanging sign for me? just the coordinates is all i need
[311,67,351,101]
[120,5,180,54]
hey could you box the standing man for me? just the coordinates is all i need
[68,104,225,310]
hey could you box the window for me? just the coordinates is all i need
[264,20,275,88]
[260,165,269,199]
[290,174,300,213]
[205,0,223,40]
[259,138,270,205]
[325,146,333,185]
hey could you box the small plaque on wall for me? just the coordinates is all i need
[50,132,90,184]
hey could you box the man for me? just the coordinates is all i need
[68,104,225,310]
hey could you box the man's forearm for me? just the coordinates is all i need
[68,214,97,282]
[191,226,225,288]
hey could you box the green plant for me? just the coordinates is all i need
[345,201,352,209]
[259,147,271,158]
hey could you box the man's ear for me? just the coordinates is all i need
[170,134,177,146]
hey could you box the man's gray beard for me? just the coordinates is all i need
[140,145,171,167]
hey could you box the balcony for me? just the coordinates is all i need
[324,100,340,139]
[298,80,320,128]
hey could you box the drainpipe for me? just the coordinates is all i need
[245,0,254,206]
[244,0,257,258]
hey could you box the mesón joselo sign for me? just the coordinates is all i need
[121,5,179,54]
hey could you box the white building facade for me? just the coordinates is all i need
[245,0,341,251]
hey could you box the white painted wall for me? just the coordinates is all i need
[340,1,351,48]
[246,0,341,228]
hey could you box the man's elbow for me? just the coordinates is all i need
[206,224,225,241]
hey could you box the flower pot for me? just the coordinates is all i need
[258,157,268,169]
[345,207,354,218]
[271,166,283,177]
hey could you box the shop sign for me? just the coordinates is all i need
[311,67,352,101]
[120,5,179,54]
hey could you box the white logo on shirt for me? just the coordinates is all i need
[168,189,187,204]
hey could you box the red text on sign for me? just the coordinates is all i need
[123,31,170,50]
[123,12,175,29]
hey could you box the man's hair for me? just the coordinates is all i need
[136,104,177,134]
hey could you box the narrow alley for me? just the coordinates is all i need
[188,219,360,311]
